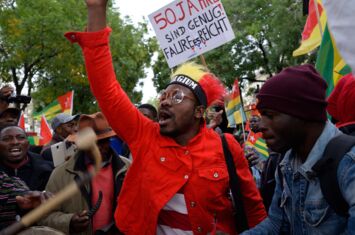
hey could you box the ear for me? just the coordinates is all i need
[194,105,205,119]
[55,126,63,135]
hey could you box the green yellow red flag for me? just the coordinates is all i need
[293,0,326,56]
[315,25,352,96]
[33,91,74,121]
[226,79,246,127]
[245,131,269,159]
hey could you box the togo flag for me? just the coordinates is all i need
[33,91,74,121]
[315,25,351,96]
[245,131,269,160]
[226,79,247,127]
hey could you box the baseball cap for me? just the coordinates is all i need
[51,113,80,130]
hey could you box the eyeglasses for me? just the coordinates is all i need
[158,89,195,105]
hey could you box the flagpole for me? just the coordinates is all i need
[199,54,208,69]
[70,90,74,116]
[313,0,323,37]
[241,118,247,144]
[236,78,247,144]
[237,78,245,108]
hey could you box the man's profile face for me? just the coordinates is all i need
[158,84,199,137]
[259,108,305,153]
[0,126,29,164]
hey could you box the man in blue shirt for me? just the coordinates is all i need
[242,64,355,235]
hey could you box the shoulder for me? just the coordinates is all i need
[46,158,75,190]
[337,146,355,184]
[28,152,53,171]
[223,133,243,152]
[49,156,75,179]
[339,145,355,168]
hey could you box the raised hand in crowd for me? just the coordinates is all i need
[85,0,108,32]
[0,85,14,112]
[207,109,223,129]
[0,85,14,98]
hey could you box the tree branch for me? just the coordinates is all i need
[256,39,273,78]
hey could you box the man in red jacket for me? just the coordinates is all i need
[65,1,267,234]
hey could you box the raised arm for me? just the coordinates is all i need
[65,1,156,154]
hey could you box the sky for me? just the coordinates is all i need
[114,0,172,103]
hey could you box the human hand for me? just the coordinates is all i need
[16,191,53,209]
[207,110,223,129]
[69,210,90,233]
[85,0,108,7]
[0,85,14,112]
[85,0,108,32]
[0,85,14,98]
[245,147,260,167]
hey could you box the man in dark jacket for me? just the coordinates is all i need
[0,125,52,191]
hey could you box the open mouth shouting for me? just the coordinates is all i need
[8,146,23,154]
[158,110,173,126]
[6,146,25,161]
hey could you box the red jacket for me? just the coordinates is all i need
[65,27,266,235]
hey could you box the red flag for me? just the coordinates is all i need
[57,91,74,115]
[39,115,52,146]
[18,112,25,130]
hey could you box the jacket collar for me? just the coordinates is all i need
[280,121,341,181]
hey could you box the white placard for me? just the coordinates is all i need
[149,0,235,68]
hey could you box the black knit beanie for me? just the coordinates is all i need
[256,64,328,122]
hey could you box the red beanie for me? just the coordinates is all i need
[256,64,327,122]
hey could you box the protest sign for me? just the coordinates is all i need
[149,0,235,68]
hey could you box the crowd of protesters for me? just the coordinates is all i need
[0,0,355,234]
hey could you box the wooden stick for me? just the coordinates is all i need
[199,54,208,69]
[21,179,83,226]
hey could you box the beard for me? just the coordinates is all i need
[159,126,180,137]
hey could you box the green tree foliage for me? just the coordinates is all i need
[152,0,314,92]
[0,0,156,113]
